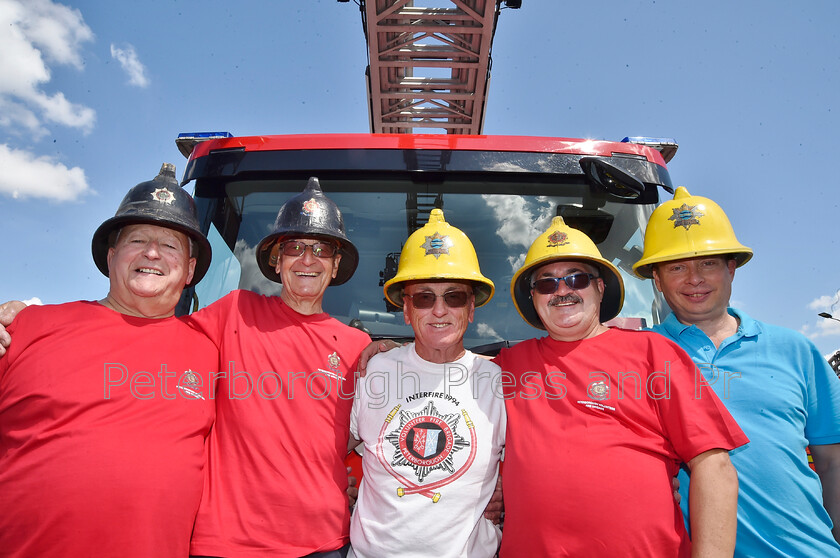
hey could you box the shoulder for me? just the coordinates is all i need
[11,301,98,331]
[613,326,679,345]
[466,350,502,374]
[194,289,276,321]
[605,327,696,364]
[367,344,411,370]
[750,318,807,343]
[323,316,373,346]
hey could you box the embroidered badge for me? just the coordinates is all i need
[328,351,341,372]
[421,232,453,259]
[547,230,569,247]
[151,188,175,205]
[587,380,610,401]
[669,203,704,230]
[177,370,205,400]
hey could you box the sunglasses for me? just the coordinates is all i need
[404,290,471,309]
[279,241,337,258]
[531,273,598,294]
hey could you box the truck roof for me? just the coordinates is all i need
[186,133,667,165]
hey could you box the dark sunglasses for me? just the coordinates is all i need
[404,290,471,309]
[280,241,337,258]
[531,273,598,294]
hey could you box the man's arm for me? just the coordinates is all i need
[686,448,738,558]
[0,301,27,357]
[809,443,840,542]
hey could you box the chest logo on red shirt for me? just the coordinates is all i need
[328,352,341,371]
[587,380,610,400]
[376,401,477,502]
[177,370,205,400]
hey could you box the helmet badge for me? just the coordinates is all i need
[421,231,453,259]
[547,230,569,247]
[301,198,321,216]
[669,203,705,230]
[151,187,176,205]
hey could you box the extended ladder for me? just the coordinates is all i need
[352,0,519,134]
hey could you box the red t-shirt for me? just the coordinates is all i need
[0,301,218,558]
[187,290,371,557]
[494,328,747,557]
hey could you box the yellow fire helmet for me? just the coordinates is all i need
[632,186,753,279]
[384,208,494,308]
[511,216,624,330]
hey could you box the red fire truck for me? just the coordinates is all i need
[176,132,675,351]
[174,0,679,480]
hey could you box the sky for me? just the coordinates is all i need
[1,0,839,356]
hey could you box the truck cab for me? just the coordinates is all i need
[178,132,674,354]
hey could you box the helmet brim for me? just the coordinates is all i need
[385,277,494,308]
[511,255,624,330]
[92,215,212,287]
[256,232,359,286]
[633,249,753,279]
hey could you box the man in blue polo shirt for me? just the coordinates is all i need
[634,187,840,557]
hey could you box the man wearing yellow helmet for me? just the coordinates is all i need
[348,210,505,558]
[634,187,840,556]
[495,216,747,557]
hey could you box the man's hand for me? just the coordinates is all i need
[0,301,26,357]
[347,466,359,509]
[357,339,401,377]
[672,475,681,504]
[483,475,504,525]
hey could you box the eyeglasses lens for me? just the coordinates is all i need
[407,291,469,309]
[532,273,595,294]
[281,241,337,258]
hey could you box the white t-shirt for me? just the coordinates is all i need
[349,344,506,558]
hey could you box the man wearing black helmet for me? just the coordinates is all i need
[186,177,371,558]
[0,164,218,558]
[0,176,371,557]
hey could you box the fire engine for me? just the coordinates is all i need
[174,0,678,351]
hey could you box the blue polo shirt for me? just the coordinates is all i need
[653,308,840,557]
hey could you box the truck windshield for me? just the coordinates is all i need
[193,177,663,352]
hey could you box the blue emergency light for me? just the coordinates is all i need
[176,131,234,158]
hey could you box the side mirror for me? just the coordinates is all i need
[580,157,645,200]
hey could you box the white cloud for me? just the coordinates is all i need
[801,318,840,341]
[23,297,43,306]
[0,144,90,201]
[110,44,149,88]
[475,322,501,340]
[808,293,840,312]
[0,0,96,135]
[801,291,840,344]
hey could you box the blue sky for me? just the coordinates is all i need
[2,0,839,355]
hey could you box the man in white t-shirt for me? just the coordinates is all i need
[348,209,505,558]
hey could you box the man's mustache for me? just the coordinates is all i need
[548,294,582,306]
